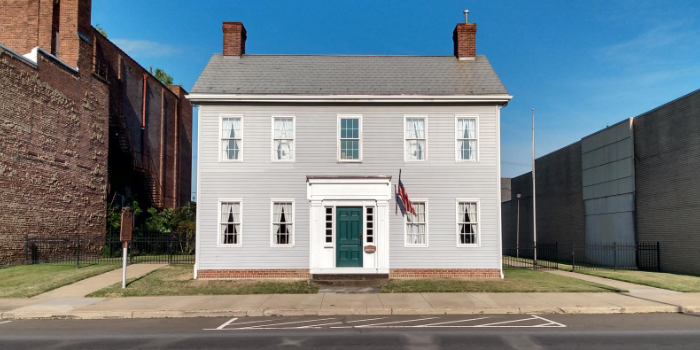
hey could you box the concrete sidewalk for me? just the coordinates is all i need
[2,291,699,320]
[545,270,679,294]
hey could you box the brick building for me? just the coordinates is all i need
[0,0,192,266]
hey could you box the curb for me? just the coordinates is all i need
[1,306,696,320]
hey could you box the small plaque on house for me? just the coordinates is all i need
[120,207,134,242]
[364,245,377,254]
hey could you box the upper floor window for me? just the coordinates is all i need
[338,115,362,162]
[220,201,242,246]
[271,201,294,246]
[457,200,478,246]
[272,117,294,162]
[456,116,478,161]
[221,116,242,161]
[405,116,427,161]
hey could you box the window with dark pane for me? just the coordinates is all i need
[366,206,374,243]
[325,207,333,244]
[272,202,293,245]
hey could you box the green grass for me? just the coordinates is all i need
[572,269,700,292]
[87,265,318,297]
[380,268,625,293]
[0,264,120,298]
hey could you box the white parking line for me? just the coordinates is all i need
[347,317,388,323]
[215,317,238,330]
[355,317,440,328]
[0,321,11,325]
[297,321,344,329]
[474,317,538,327]
[239,318,337,330]
[416,316,490,327]
[532,315,567,328]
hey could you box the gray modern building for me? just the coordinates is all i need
[502,88,700,275]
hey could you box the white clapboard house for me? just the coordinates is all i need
[188,15,511,279]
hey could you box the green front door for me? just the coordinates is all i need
[336,207,363,267]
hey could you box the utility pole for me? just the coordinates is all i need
[532,108,537,265]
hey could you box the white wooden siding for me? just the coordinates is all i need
[197,104,501,270]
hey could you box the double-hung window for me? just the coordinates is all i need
[457,200,479,246]
[405,116,427,161]
[220,201,242,246]
[272,117,294,161]
[405,201,428,246]
[338,115,362,162]
[271,201,294,246]
[456,116,478,161]
[221,116,243,161]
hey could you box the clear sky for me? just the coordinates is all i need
[92,0,700,198]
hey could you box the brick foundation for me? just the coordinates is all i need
[198,269,311,279]
[389,269,501,279]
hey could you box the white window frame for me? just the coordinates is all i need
[218,199,243,247]
[404,115,428,162]
[337,114,363,162]
[270,199,295,247]
[404,199,428,247]
[456,199,480,247]
[219,115,244,162]
[271,115,295,162]
[323,206,334,248]
[455,115,479,162]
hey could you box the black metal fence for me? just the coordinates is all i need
[24,232,195,267]
[502,243,559,270]
[502,241,660,272]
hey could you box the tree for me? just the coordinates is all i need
[154,68,174,86]
[95,24,108,38]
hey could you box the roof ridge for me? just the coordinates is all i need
[213,53,487,58]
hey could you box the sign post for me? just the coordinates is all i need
[120,207,134,289]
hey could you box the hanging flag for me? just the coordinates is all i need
[397,170,416,216]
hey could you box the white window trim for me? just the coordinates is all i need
[219,114,244,162]
[270,199,295,247]
[323,205,334,248]
[404,199,428,247]
[217,198,243,248]
[456,198,480,247]
[455,115,479,162]
[337,114,363,163]
[271,115,295,162]
[404,115,428,162]
[364,205,377,246]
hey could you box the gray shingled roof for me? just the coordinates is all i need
[191,54,508,95]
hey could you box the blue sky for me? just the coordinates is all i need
[93,0,700,197]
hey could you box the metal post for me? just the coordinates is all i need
[613,242,617,271]
[76,235,81,268]
[532,108,537,266]
[122,242,128,289]
[572,241,575,272]
[516,194,521,258]
[656,242,661,272]
[24,235,28,265]
[168,235,173,265]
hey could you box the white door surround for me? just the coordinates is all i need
[307,176,391,274]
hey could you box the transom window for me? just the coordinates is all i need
[271,201,294,246]
[272,117,294,161]
[457,201,478,245]
[220,201,241,246]
[406,202,427,246]
[221,117,242,161]
[338,116,361,161]
[405,117,426,161]
[456,117,478,161]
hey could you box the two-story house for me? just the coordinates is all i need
[188,14,511,280]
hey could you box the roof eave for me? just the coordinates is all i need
[186,93,513,104]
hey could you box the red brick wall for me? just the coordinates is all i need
[198,269,311,279]
[0,44,109,266]
[0,0,42,55]
[453,23,476,59]
[390,269,500,279]
[169,86,193,206]
[222,22,246,56]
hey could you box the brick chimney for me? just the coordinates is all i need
[223,22,246,56]
[453,10,476,60]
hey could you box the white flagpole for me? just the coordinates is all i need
[532,108,537,266]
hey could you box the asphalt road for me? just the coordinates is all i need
[1,314,700,349]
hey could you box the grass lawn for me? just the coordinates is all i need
[0,264,119,298]
[573,269,700,292]
[380,268,625,293]
[88,265,317,297]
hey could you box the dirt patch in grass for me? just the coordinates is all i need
[0,264,120,298]
[87,265,317,297]
[380,268,624,293]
